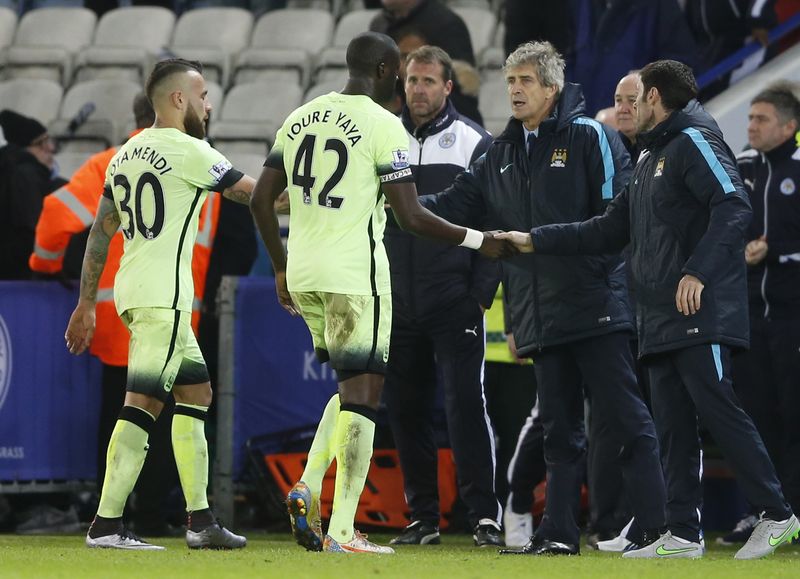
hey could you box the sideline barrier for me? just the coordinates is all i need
[0,281,101,485]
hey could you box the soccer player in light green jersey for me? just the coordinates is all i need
[65,59,255,551]
[250,32,515,555]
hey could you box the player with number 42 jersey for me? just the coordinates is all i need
[266,92,413,296]
[103,127,240,315]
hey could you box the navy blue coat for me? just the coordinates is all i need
[737,137,800,319]
[423,83,634,356]
[532,101,752,355]
[385,99,497,318]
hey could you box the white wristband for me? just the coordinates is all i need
[460,228,484,250]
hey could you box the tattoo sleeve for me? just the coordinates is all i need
[223,175,256,205]
[222,187,252,205]
[79,196,120,302]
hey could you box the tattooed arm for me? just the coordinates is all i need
[222,175,256,205]
[65,196,120,354]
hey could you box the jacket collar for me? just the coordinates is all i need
[401,98,458,138]
[495,83,588,146]
[764,135,798,163]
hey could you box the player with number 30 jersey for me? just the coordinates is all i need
[104,128,240,315]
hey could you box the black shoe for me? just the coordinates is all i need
[715,515,758,546]
[586,530,618,550]
[473,520,505,547]
[500,535,579,556]
[186,521,247,550]
[390,521,441,545]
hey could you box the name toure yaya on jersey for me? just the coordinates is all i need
[108,145,174,177]
[286,109,362,147]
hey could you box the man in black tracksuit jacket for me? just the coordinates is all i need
[422,41,666,555]
[515,60,796,559]
[383,46,502,546]
[733,83,800,523]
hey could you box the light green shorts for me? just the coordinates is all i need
[290,291,392,378]
[121,307,209,402]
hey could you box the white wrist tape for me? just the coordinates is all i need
[459,228,484,250]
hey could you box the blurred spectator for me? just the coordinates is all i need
[0,110,66,280]
[504,0,572,58]
[725,81,800,546]
[594,106,618,129]
[686,0,779,100]
[566,0,697,116]
[371,1,476,66]
[370,5,483,126]
[614,72,641,159]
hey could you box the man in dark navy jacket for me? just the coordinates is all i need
[501,60,798,560]
[422,41,666,556]
[725,82,800,544]
[383,45,502,548]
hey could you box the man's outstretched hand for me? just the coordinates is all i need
[479,231,520,259]
[494,231,534,253]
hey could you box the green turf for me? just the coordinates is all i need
[1,533,799,579]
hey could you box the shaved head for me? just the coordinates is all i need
[145,58,210,139]
[347,32,400,77]
[346,32,401,104]
[145,58,203,106]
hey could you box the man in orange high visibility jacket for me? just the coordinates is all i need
[30,93,221,535]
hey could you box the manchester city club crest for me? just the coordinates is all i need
[0,314,12,412]
[780,178,796,195]
[654,157,666,177]
[550,148,567,168]
[439,132,456,149]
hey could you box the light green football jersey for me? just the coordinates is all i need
[267,92,413,295]
[103,127,239,314]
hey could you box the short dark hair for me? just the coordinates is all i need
[145,58,203,103]
[132,92,155,128]
[346,32,399,78]
[406,45,453,83]
[751,81,800,125]
[640,60,697,112]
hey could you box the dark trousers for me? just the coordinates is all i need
[586,340,648,534]
[647,343,791,542]
[383,297,501,527]
[484,360,537,506]
[506,398,547,514]
[533,331,665,546]
[733,316,800,516]
[98,364,180,528]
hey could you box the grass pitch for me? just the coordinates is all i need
[1,533,799,579]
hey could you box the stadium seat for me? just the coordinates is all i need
[233,9,334,88]
[50,78,141,151]
[209,80,303,148]
[74,7,175,84]
[0,6,15,50]
[303,77,344,103]
[0,78,63,124]
[205,80,224,111]
[55,150,92,179]
[223,151,268,179]
[214,139,269,157]
[478,69,509,137]
[479,21,504,71]
[315,9,378,81]
[170,7,253,88]
[4,8,96,86]
[453,6,497,63]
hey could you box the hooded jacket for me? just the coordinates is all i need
[532,100,752,355]
[736,136,800,319]
[422,83,634,356]
[385,99,497,318]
